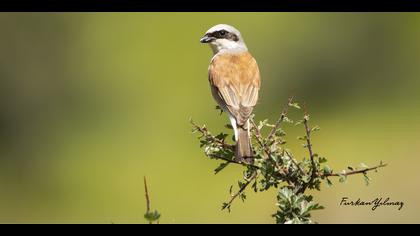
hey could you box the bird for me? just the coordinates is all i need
[200,24,261,164]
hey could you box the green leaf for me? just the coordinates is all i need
[302,175,311,183]
[215,133,228,141]
[323,165,332,175]
[215,105,224,115]
[283,116,294,124]
[252,181,258,193]
[318,157,327,163]
[222,202,231,212]
[360,163,369,169]
[144,210,161,222]
[258,119,269,130]
[270,154,279,163]
[288,102,301,109]
[363,173,371,186]
[295,120,304,126]
[214,162,229,174]
[224,124,233,129]
[311,126,321,132]
[307,203,324,211]
[311,179,322,191]
[275,187,322,224]
[275,128,286,136]
[325,178,333,187]
[338,174,347,183]
[239,192,247,202]
[302,144,310,148]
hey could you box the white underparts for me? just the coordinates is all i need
[229,115,238,141]
[228,115,251,142]
[210,38,248,55]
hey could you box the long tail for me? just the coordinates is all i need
[235,123,253,164]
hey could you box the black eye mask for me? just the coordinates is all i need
[209,30,239,42]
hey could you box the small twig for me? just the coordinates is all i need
[223,171,258,211]
[143,177,161,224]
[323,163,388,177]
[208,154,259,168]
[144,176,150,213]
[250,96,295,172]
[298,106,317,193]
[250,119,271,159]
[143,176,154,224]
[284,150,306,175]
[267,96,294,140]
[190,119,234,150]
[303,114,316,180]
[250,119,295,178]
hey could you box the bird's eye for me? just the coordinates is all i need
[219,30,226,36]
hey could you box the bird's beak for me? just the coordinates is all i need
[200,35,214,43]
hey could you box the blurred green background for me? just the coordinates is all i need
[0,13,419,223]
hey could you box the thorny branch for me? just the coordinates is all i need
[190,119,259,169]
[250,97,304,177]
[208,154,259,168]
[267,96,294,140]
[250,119,272,159]
[190,119,234,150]
[222,171,258,211]
[250,118,289,177]
[284,150,306,175]
[322,163,388,177]
[192,98,387,223]
[299,106,317,193]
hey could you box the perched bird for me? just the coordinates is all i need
[200,24,261,163]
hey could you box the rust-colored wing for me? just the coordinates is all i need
[209,51,261,126]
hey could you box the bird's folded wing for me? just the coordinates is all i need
[209,52,260,126]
